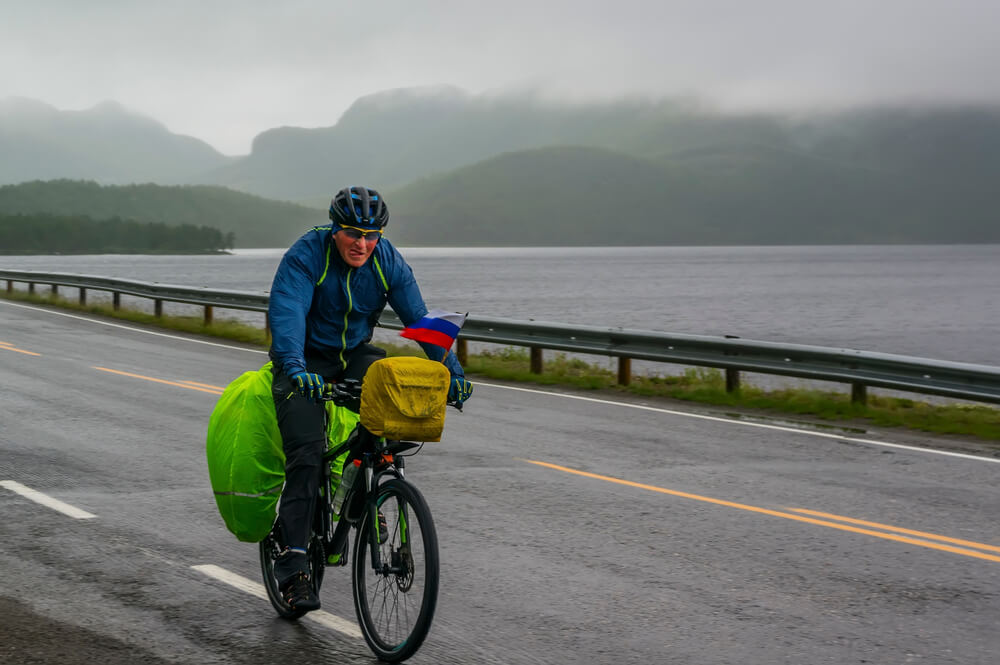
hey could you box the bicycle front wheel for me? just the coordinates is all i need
[352,478,439,662]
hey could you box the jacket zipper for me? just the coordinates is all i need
[339,267,354,370]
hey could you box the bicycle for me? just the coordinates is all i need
[258,375,453,663]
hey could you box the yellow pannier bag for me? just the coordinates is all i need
[360,357,450,441]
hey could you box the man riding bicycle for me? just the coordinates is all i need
[267,186,473,612]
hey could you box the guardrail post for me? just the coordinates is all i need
[154,299,163,318]
[204,305,213,326]
[265,312,271,343]
[530,347,543,374]
[726,368,741,393]
[3,271,999,408]
[617,357,631,385]
[456,338,468,365]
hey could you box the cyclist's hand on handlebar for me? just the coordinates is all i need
[448,376,473,408]
[291,371,325,402]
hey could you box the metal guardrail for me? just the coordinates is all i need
[4,269,1000,406]
[0,270,268,323]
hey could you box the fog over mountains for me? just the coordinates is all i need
[2,88,999,245]
[0,97,233,185]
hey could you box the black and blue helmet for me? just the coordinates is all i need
[329,186,389,230]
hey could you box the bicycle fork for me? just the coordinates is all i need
[364,459,412,577]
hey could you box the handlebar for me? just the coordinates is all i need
[321,378,463,411]
[324,378,362,402]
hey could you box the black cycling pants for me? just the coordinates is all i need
[271,344,385,580]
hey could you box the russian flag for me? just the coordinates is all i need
[399,309,467,351]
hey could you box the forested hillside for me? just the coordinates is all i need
[387,144,1000,246]
[0,180,322,247]
[0,214,231,254]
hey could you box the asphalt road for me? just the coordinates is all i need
[2,299,999,665]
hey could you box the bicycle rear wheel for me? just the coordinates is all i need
[259,530,325,620]
[352,478,439,662]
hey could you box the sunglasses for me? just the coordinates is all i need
[337,225,383,242]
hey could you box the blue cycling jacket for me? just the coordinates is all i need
[267,226,464,379]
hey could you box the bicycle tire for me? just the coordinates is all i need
[352,478,439,662]
[259,531,325,620]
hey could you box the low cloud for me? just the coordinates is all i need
[3,0,999,153]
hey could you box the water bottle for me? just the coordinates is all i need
[332,460,360,515]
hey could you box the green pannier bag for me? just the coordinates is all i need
[206,362,358,542]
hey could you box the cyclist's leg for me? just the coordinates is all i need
[271,366,328,584]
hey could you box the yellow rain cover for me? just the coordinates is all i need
[360,357,450,441]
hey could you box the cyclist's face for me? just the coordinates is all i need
[334,227,379,267]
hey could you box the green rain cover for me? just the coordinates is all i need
[206,363,358,542]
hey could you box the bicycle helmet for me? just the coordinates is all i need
[329,186,389,231]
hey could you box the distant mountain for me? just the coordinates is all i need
[0,180,321,247]
[386,143,1000,246]
[0,98,234,185]
[388,146,700,245]
[785,106,1000,193]
[196,90,1000,246]
[4,90,1000,246]
[198,87,792,203]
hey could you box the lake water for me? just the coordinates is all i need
[2,245,998,367]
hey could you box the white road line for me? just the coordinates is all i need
[0,480,97,519]
[0,300,266,353]
[305,608,364,637]
[191,564,362,638]
[476,381,1000,465]
[7,299,996,465]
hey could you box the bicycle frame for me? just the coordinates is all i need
[320,421,417,574]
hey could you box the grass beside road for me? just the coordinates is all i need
[465,348,1000,442]
[1,288,270,345]
[5,289,999,444]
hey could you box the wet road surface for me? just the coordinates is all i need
[2,299,999,664]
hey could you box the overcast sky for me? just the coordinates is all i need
[2,0,999,155]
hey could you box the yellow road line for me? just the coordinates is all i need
[93,367,224,395]
[785,507,1000,554]
[0,341,41,356]
[522,459,1000,563]
[177,380,227,391]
